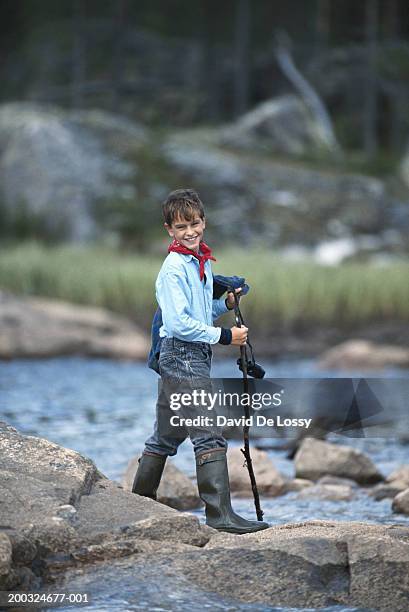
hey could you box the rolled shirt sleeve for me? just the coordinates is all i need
[212,296,229,320]
[159,271,222,344]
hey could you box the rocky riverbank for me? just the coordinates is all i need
[1,422,409,609]
[1,289,409,368]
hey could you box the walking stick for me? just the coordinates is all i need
[228,288,264,522]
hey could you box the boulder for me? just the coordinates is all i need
[226,447,285,496]
[318,340,409,370]
[369,482,408,501]
[122,456,201,510]
[282,478,314,493]
[0,421,99,513]
[296,483,354,501]
[1,102,406,259]
[294,438,383,484]
[218,95,334,157]
[0,423,211,590]
[317,475,359,488]
[0,291,149,359]
[392,488,409,516]
[387,465,409,486]
[0,103,147,241]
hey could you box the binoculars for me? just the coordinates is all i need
[237,357,265,379]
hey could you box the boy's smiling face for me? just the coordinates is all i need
[165,213,206,253]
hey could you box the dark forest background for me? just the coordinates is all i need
[1,0,409,162]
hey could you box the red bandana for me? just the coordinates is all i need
[168,239,216,280]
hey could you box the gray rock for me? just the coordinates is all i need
[348,531,409,611]
[317,475,359,488]
[0,291,149,359]
[297,483,354,501]
[1,102,406,259]
[0,103,146,241]
[227,447,285,497]
[282,478,314,493]
[162,129,402,258]
[162,521,409,611]
[122,456,201,510]
[294,438,383,484]
[3,423,409,610]
[0,426,99,513]
[0,425,211,590]
[219,95,335,157]
[0,533,14,590]
[318,340,409,370]
[369,482,408,501]
[387,465,409,485]
[392,488,409,516]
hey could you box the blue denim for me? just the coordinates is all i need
[144,337,227,457]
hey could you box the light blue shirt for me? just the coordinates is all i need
[156,251,229,344]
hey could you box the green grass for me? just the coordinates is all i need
[0,242,408,332]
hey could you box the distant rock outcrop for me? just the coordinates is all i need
[0,103,147,241]
[0,291,149,359]
[318,340,409,370]
[218,94,335,157]
[1,101,408,260]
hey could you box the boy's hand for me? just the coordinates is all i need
[226,287,243,310]
[231,325,248,345]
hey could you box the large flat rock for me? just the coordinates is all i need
[0,424,211,590]
[86,520,409,611]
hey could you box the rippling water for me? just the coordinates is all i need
[1,357,408,611]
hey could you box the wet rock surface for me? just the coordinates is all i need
[2,423,409,611]
[95,520,409,612]
[0,291,149,359]
[0,423,211,590]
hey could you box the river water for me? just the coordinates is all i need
[1,356,408,611]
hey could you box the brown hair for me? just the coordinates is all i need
[162,188,205,226]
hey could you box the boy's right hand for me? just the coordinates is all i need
[230,326,248,345]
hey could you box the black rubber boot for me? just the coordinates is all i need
[196,448,269,534]
[131,452,167,500]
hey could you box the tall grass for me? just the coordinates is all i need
[0,243,408,332]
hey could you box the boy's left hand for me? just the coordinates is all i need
[226,288,243,310]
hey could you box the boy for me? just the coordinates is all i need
[132,188,268,534]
